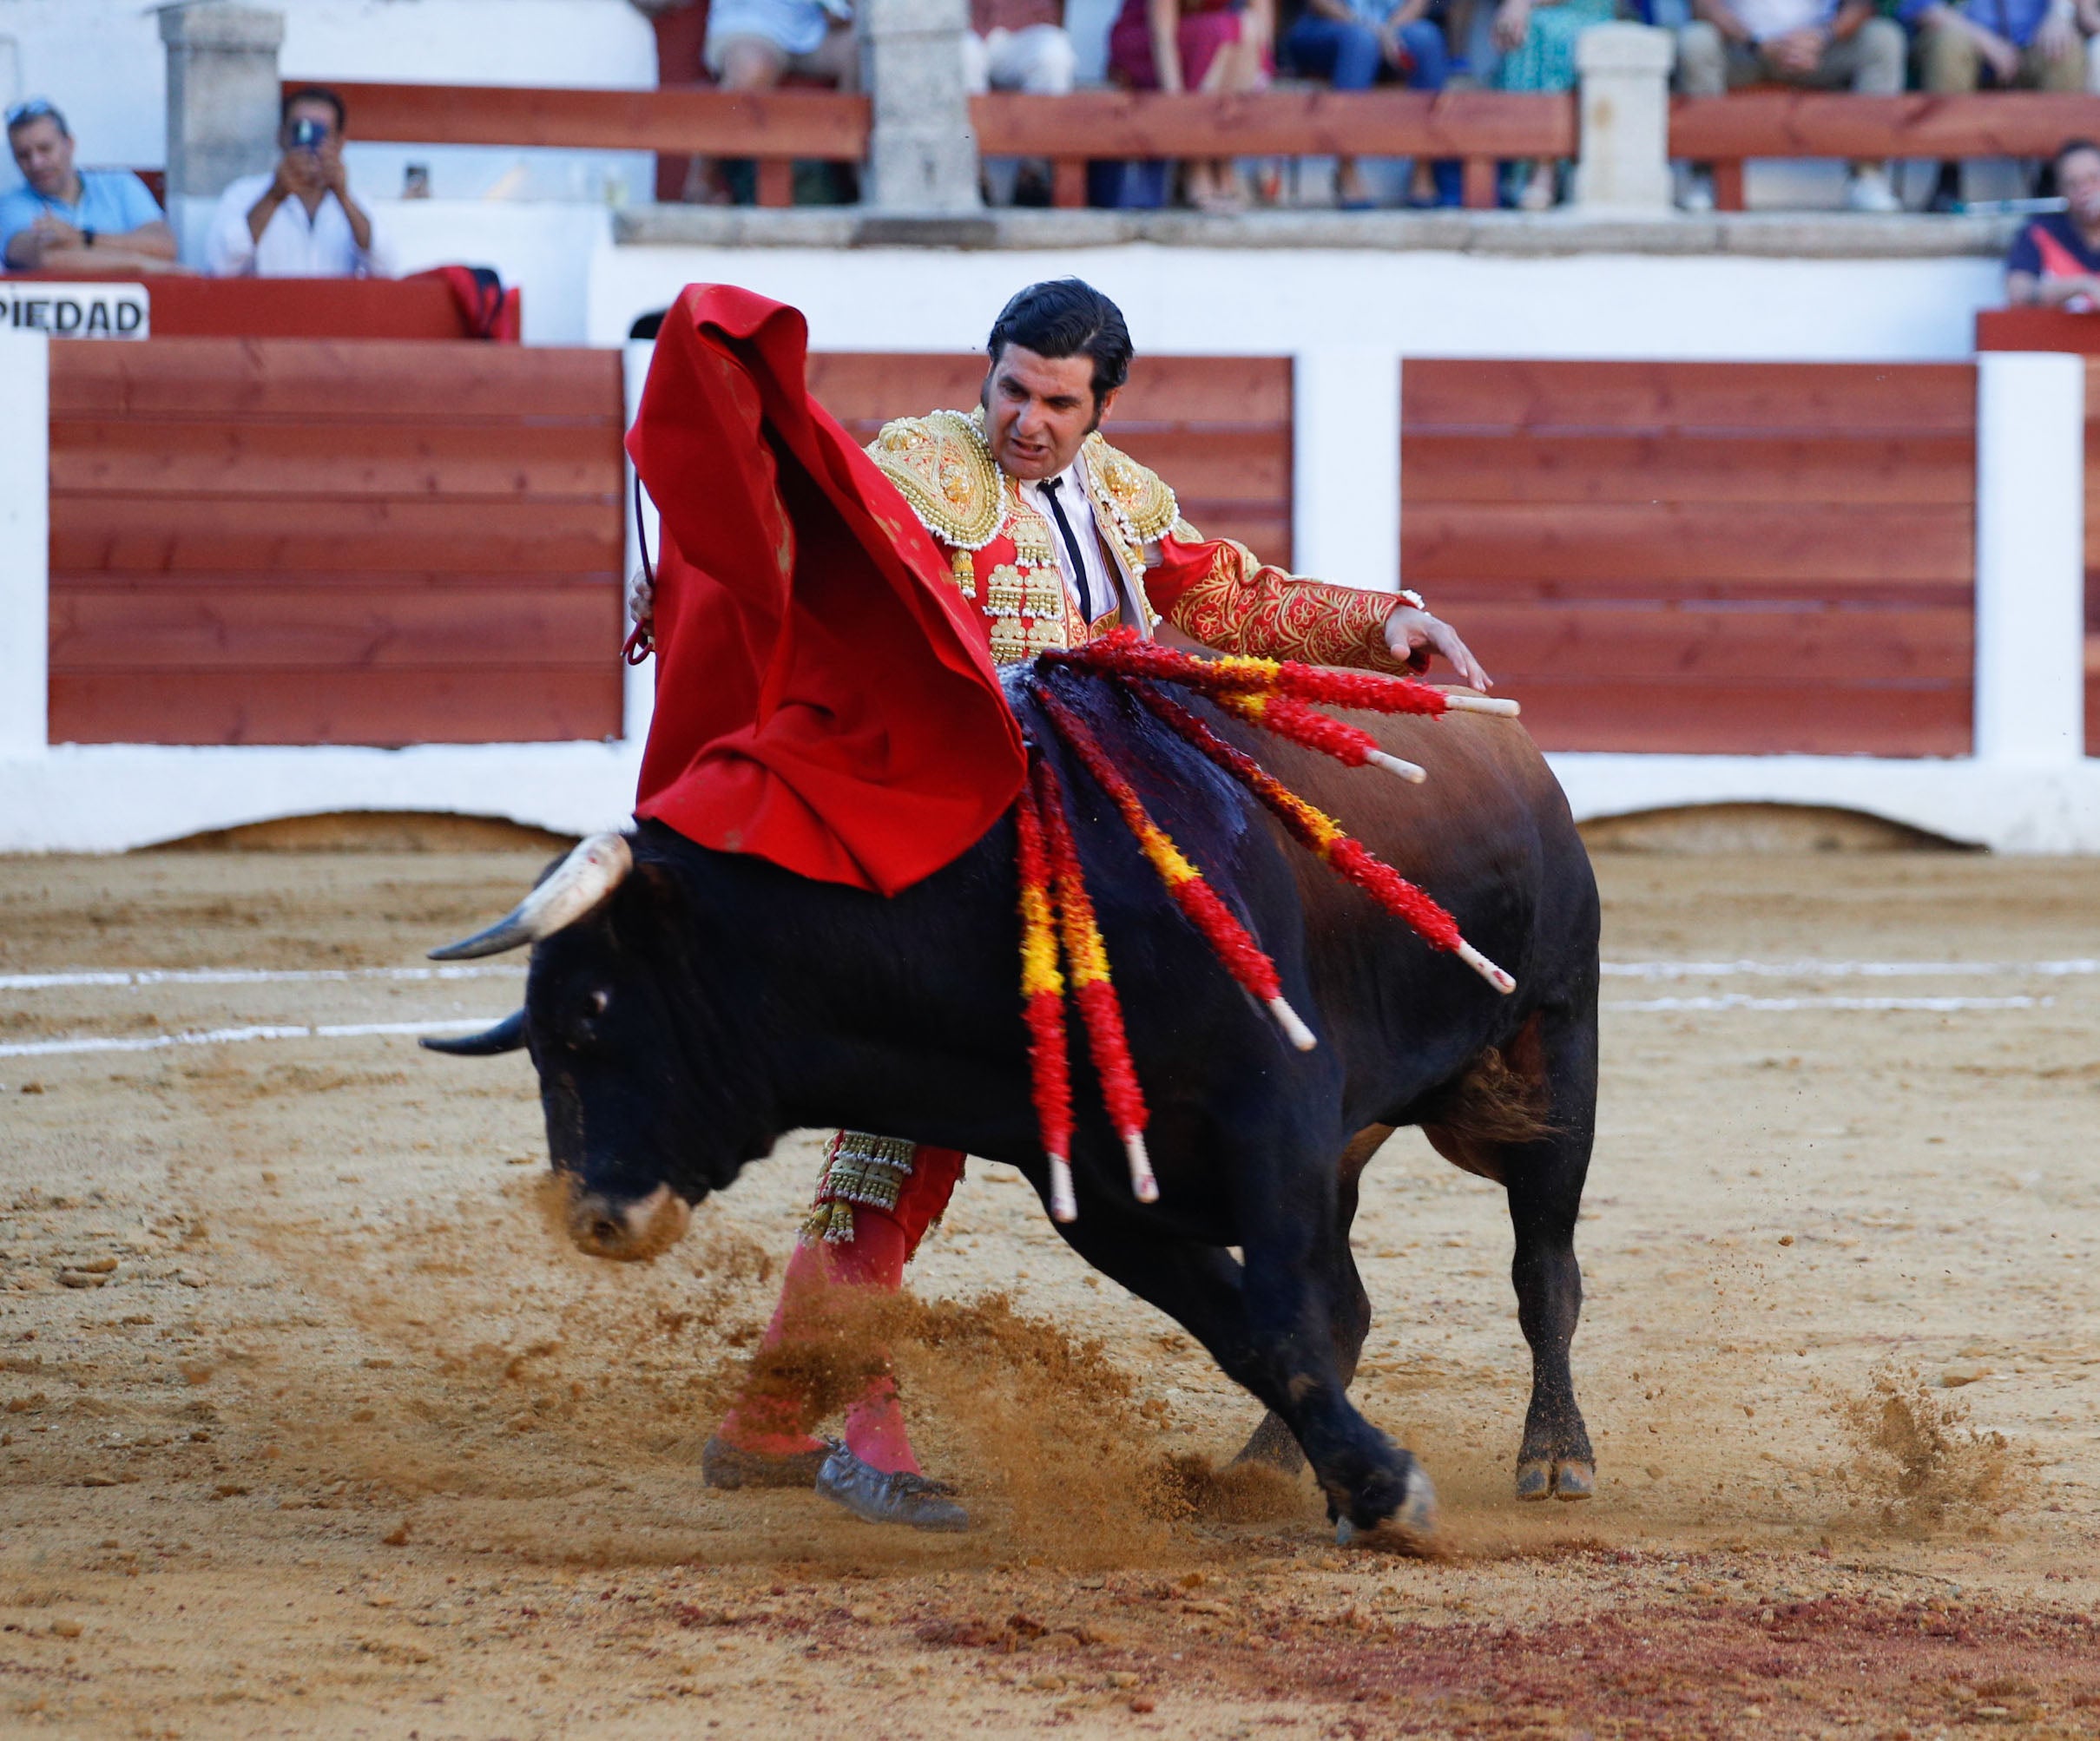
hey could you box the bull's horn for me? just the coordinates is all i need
[428,833,634,960]
[418,1009,529,1055]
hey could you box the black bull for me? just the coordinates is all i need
[428,678,1601,1539]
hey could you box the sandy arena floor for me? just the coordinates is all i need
[0,845,2097,1738]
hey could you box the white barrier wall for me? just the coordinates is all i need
[0,332,48,762]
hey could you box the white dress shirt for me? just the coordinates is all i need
[1017,455,1123,623]
[205,173,392,279]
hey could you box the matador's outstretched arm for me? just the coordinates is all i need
[1144,533,1493,692]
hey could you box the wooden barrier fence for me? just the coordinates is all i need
[45,345,2001,760]
[316,76,2100,214]
[1401,359,1978,755]
[1671,91,2100,212]
[47,340,628,746]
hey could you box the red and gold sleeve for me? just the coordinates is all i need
[1145,533,1426,675]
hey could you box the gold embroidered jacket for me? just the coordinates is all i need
[866,408,1418,672]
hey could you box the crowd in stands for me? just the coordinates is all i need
[3,86,388,278]
[657,0,2100,213]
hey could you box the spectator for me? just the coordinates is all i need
[2,98,175,273]
[1281,0,1461,207]
[1494,0,1618,210]
[2005,137,2100,305]
[692,0,859,202]
[205,87,390,278]
[1676,0,1906,212]
[1910,0,2083,207]
[964,0,1079,206]
[1109,0,1274,211]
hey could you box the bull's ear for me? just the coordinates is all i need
[420,1009,529,1056]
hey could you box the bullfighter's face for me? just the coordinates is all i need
[981,344,1120,482]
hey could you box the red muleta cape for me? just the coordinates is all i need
[627,285,1026,895]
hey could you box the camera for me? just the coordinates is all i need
[290,116,327,150]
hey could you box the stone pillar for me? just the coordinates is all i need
[1573,23,1674,216]
[161,5,285,250]
[862,0,982,214]
[1974,351,2086,765]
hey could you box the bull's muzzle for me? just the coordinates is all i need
[567,1183,692,1262]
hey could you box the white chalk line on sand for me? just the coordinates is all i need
[0,1018,504,1061]
[0,965,524,991]
[2,992,2052,1061]
[6,959,2093,996]
[1605,994,2052,1014]
[1602,959,2097,980]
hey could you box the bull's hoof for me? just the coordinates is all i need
[816,1443,968,1533]
[1395,1462,1439,1540]
[1515,1457,1595,1502]
[1336,1462,1438,1549]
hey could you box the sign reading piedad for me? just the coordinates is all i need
[1,283,149,339]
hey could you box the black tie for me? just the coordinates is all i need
[1039,477,1096,622]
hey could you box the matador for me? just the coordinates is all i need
[631,279,1490,1530]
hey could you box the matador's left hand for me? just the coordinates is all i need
[1385,605,1492,693]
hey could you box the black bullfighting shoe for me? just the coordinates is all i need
[815,1442,969,1533]
[701,1436,831,1490]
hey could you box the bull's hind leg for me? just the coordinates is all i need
[1424,1007,1598,1503]
[1234,1122,1394,1477]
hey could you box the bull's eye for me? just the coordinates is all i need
[565,987,612,1049]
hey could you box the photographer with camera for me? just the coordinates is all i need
[205,87,391,278]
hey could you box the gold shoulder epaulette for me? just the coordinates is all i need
[866,410,1004,551]
[1083,432,1180,544]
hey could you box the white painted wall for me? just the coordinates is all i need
[1974,351,2088,767]
[588,242,2007,361]
[0,328,46,760]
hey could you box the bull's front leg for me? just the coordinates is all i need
[1057,1208,1435,1545]
[1234,1226,1436,1542]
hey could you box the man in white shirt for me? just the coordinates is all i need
[205,87,391,279]
[1675,0,1906,211]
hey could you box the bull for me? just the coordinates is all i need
[425,673,1600,1541]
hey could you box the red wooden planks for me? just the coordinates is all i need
[50,417,623,502]
[1403,358,1978,756]
[1476,680,1973,757]
[1403,358,1976,436]
[48,588,622,672]
[49,340,622,421]
[1405,503,1972,586]
[49,670,622,747]
[49,338,629,746]
[1669,91,2100,161]
[307,80,869,158]
[970,89,1575,159]
[1403,432,1973,506]
[52,496,622,577]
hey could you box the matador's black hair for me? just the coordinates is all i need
[987,279,1133,404]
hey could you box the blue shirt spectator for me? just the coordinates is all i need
[1282,0,1460,207]
[3,98,173,273]
[1898,0,2054,38]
